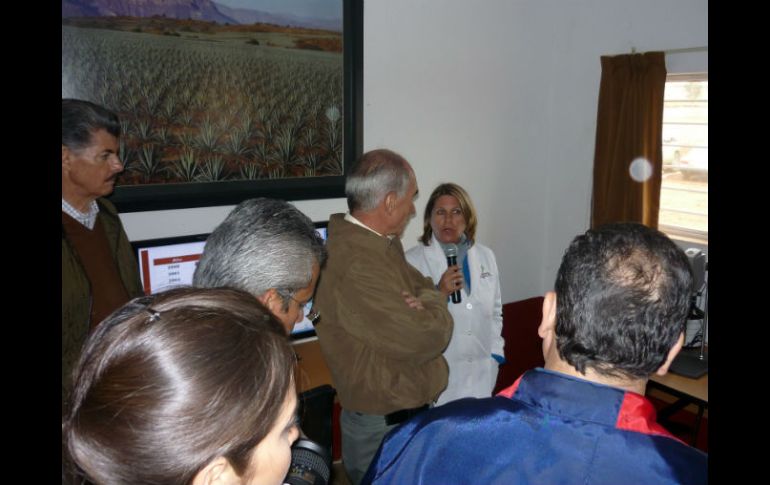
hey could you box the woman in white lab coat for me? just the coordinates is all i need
[405,183,505,406]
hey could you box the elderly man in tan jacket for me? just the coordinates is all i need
[314,149,453,485]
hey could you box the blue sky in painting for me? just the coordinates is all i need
[215,0,341,20]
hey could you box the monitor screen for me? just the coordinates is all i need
[133,233,208,296]
[131,221,328,340]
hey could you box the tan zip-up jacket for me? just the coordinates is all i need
[314,214,453,414]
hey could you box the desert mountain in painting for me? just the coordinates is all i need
[62,0,341,30]
[214,2,341,31]
[62,0,236,24]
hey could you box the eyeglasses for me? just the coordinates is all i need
[288,294,321,325]
[306,308,321,325]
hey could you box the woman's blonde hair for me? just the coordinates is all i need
[420,183,478,246]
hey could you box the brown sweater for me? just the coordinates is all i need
[62,212,131,327]
[62,198,142,404]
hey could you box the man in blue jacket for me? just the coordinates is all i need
[363,222,707,485]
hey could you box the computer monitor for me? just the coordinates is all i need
[133,233,208,296]
[131,221,328,341]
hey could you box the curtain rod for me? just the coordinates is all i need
[628,46,707,55]
[663,46,708,55]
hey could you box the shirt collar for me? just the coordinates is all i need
[508,368,650,428]
[62,199,99,230]
[345,213,385,237]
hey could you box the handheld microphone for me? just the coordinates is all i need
[444,244,461,304]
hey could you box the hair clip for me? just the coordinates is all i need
[146,308,161,323]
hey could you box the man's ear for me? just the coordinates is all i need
[538,291,557,339]
[538,291,560,367]
[383,191,397,214]
[257,288,282,314]
[655,332,685,376]
[62,145,71,170]
[191,456,238,485]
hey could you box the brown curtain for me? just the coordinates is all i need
[591,52,666,228]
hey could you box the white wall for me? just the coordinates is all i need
[120,198,347,240]
[120,0,708,304]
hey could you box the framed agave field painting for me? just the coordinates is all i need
[62,0,362,212]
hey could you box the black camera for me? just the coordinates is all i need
[284,438,331,485]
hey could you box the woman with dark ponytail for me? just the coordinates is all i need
[62,287,299,485]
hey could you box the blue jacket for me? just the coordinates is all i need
[363,368,707,485]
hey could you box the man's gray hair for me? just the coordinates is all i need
[62,99,120,150]
[346,149,412,212]
[193,198,326,305]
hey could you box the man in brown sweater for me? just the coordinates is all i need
[61,99,142,405]
[314,149,453,485]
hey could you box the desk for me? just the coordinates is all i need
[648,369,707,446]
[292,338,338,456]
[293,338,334,393]
[649,371,708,404]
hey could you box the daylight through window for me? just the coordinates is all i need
[659,74,707,244]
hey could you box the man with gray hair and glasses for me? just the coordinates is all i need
[313,149,453,485]
[193,197,326,334]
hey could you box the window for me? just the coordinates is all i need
[659,74,708,244]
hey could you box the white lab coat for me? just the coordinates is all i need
[405,234,505,405]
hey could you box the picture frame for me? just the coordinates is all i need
[62,0,362,212]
